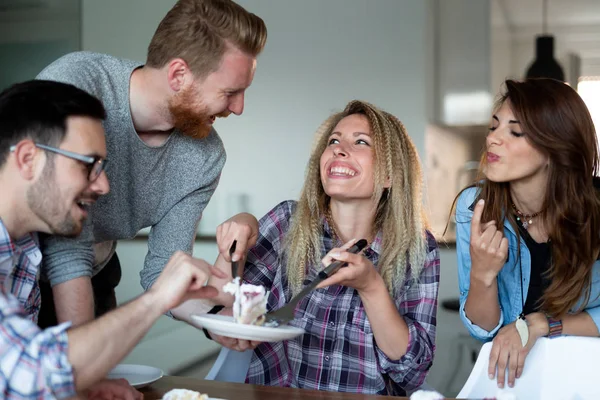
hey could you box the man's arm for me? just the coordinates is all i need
[0,294,78,399]
[41,222,96,326]
[52,277,95,326]
[140,181,221,298]
[0,252,225,397]
[68,287,163,389]
[140,126,225,295]
[69,251,225,390]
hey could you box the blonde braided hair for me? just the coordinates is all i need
[284,100,429,296]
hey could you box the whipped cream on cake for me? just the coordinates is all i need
[223,277,268,325]
[162,389,208,400]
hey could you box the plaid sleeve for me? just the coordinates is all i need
[375,231,440,391]
[0,293,76,399]
[243,201,296,305]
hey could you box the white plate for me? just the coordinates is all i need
[107,364,163,389]
[191,314,305,341]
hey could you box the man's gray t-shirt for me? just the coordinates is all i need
[37,51,226,291]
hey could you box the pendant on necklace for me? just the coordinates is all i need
[517,216,532,230]
[515,314,529,347]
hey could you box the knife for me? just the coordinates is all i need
[229,240,238,279]
[263,238,368,327]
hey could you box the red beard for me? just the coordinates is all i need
[168,87,231,139]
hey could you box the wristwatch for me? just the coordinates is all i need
[546,314,563,338]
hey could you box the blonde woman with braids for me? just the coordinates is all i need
[204,100,440,395]
[453,79,600,390]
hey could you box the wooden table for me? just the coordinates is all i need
[140,376,406,399]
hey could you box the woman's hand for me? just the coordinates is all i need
[207,307,262,352]
[316,239,379,293]
[216,213,259,268]
[470,199,509,286]
[488,312,549,388]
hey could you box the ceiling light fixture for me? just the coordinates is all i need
[525,0,565,81]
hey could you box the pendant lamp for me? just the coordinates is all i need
[525,0,565,81]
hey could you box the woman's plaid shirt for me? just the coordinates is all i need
[242,201,440,395]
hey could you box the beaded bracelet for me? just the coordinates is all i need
[546,314,563,338]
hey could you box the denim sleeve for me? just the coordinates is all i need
[456,188,503,342]
[580,264,600,333]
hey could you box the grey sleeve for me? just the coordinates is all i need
[139,151,225,292]
[41,217,96,286]
[37,55,98,286]
[36,54,98,97]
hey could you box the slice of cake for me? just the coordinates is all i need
[223,277,268,325]
[162,388,209,400]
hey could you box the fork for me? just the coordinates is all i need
[263,239,368,327]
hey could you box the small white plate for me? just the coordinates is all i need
[191,314,305,342]
[107,364,163,389]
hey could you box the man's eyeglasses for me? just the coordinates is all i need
[10,143,107,182]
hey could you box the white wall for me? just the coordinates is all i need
[82,0,429,221]
[0,0,80,89]
[490,0,517,94]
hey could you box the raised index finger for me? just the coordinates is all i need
[471,199,485,237]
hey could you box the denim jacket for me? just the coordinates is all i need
[456,187,600,341]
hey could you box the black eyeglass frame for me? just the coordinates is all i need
[9,143,107,182]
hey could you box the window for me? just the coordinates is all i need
[578,76,600,136]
